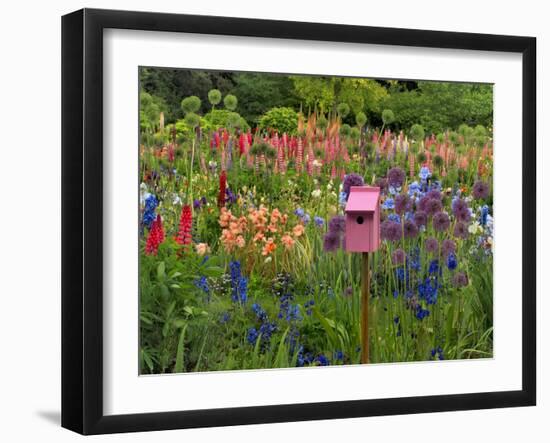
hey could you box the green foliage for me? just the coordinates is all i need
[317,114,328,130]
[208,89,222,106]
[181,95,202,114]
[203,109,249,131]
[291,76,387,116]
[231,73,300,124]
[224,94,238,111]
[350,127,360,140]
[140,90,167,134]
[381,81,493,133]
[259,107,298,134]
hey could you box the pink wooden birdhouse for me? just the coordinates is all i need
[344,186,381,252]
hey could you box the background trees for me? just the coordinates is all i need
[139,67,493,135]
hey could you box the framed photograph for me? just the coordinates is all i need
[61,8,536,435]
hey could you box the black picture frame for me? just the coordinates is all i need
[61,8,537,435]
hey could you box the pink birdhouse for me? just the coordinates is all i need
[344,186,381,252]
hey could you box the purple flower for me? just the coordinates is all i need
[433,211,451,232]
[388,167,406,188]
[343,173,364,196]
[328,215,345,235]
[453,272,469,287]
[392,248,406,265]
[381,220,401,242]
[323,231,341,252]
[441,239,456,257]
[394,194,412,215]
[314,216,324,227]
[425,237,439,254]
[425,198,443,216]
[452,198,471,222]
[413,210,428,227]
[426,189,442,201]
[473,181,490,199]
[453,221,469,239]
[403,220,419,238]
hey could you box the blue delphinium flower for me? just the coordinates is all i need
[447,253,458,271]
[430,346,444,360]
[428,259,439,275]
[316,354,330,366]
[247,327,259,345]
[333,350,344,362]
[387,213,400,223]
[229,260,248,304]
[419,166,432,182]
[382,198,395,210]
[338,191,348,207]
[314,216,324,227]
[252,303,268,322]
[302,213,311,224]
[480,204,489,226]
[415,306,430,320]
[305,300,315,316]
[408,181,422,197]
[194,276,209,294]
[142,194,158,228]
[220,312,231,324]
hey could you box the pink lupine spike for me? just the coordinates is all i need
[331,164,336,179]
[296,137,303,173]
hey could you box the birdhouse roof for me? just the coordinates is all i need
[345,186,380,213]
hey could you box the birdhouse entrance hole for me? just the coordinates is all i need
[356,216,364,224]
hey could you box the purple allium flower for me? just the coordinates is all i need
[413,210,428,227]
[453,272,469,288]
[453,221,469,239]
[452,198,471,222]
[323,231,340,252]
[392,248,406,265]
[433,211,451,232]
[403,220,419,238]
[193,199,201,210]
[425,237,439,254]
[388,167,406,188]
[472,181,490,199]
[441,239,456,257]
[425,198,443,216]
[343,173,364,196]
[426,189,442,201]
[381,220,402,242]
[328,215,345,235]
[394,194,412,215]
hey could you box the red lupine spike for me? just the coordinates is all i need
[176,205,193,246]
[145,214,164,255]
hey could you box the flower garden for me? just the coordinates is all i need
[139,70,493,373]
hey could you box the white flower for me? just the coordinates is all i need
[327,181,333,191]
[311,189,322,199]
[264,256,272,264]
[312,159,322,168]
[172,194,182,205]
[468,221,482,235]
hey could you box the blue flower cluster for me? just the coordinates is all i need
[418,277,441,305]
[229,260,248,305]
[194,276,210,294]
[304,300,315,316]
[247,302,277,349]
[431,346,445,360]
[142,194,158,228]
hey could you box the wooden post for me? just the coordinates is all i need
[360,252,370,364]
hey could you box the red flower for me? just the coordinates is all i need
[218,170,227,208]
[176,205,193,246]
[145,214,164,255]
